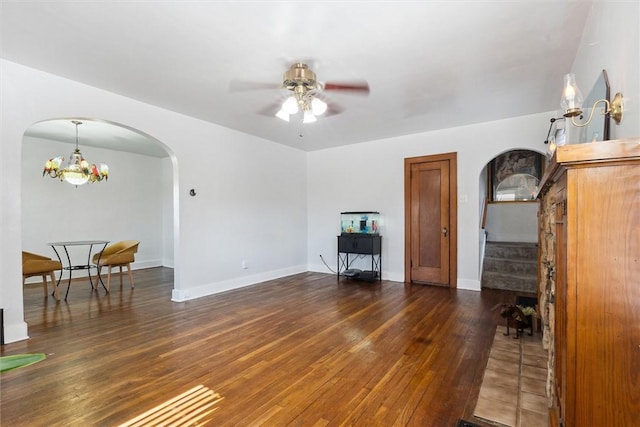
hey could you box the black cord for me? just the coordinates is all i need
[319,254,338,274]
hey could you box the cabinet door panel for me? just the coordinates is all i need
[573,165,640,427]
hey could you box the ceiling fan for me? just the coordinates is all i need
[231,62,370,123]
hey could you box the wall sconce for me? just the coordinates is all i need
[561,73,623,126]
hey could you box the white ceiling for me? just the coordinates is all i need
[2,1,591,154]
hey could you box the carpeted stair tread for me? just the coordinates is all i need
[484,242,537,261]
[482,271,537,292]
[482,270,537,280]
[482,241,538,292]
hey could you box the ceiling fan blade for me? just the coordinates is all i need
[324,103,344,117]
[323,81,370,95]
[229,80,282,92]
[257,102,283,117]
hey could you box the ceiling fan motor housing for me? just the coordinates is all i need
[283,63,319,91]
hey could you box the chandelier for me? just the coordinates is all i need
[43,120,109,186]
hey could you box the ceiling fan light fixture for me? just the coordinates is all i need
[282,96,299,115]
[275,108,290,122]
[240,62,369,126]
[303,110,317,124]
[311,97,327,115]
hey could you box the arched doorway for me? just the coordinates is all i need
[21,118,177,302]
[480,149,544,292]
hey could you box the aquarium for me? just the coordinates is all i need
[340,211,380,234]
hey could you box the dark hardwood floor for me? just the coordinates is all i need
[2,268,525,426]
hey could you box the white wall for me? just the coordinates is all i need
[22,136,165,277]
[1,59,308,343]
[484,203,539,243]
[161,157,175,267]
[570,1,639,140]
[306,113,552,290]
[482,1,640,256]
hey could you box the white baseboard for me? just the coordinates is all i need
[457,278,481,291]
[133,260,163,270]
[23,259,163,284]
[171,264,308,302]
[3,320,29,344]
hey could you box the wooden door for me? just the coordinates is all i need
[404,153,457,287]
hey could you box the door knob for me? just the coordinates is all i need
[442,227,448,237]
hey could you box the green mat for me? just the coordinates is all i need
[0,353,46,373]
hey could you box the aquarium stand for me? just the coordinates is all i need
[337,234,382,281]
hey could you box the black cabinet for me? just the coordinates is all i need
[337,234,381,281]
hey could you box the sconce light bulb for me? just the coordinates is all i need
[561,73,584,117]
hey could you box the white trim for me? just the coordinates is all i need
[457,278,481,291]
[3,319,29,344]
[171,265,307,302]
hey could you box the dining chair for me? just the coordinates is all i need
[22,251,62,300]
[92,240,140,292]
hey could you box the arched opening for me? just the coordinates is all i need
[21,117,178,310]
[479,148,544,293]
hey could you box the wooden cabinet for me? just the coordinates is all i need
[337,234,382,281]
[536,138,640,427]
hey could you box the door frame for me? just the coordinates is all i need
[404,152,458,287]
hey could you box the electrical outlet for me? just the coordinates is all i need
[242,260,248,269]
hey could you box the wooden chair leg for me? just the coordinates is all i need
[127,263,134,288]
[107,266,112,292]
[41,274,48,298]
[119,265,124,287]
[49,271,59,300]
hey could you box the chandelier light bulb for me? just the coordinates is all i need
[99,163,109,178]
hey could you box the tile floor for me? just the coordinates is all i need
[473,325,549,427]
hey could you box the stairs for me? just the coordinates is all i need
[482,241,538,292]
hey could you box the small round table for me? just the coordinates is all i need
[47,240,110,300]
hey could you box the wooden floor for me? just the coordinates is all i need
[2,268,527,426]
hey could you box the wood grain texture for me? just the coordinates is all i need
[404,152,457,287]
[2,269,522,426]
[537,138,640,427]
